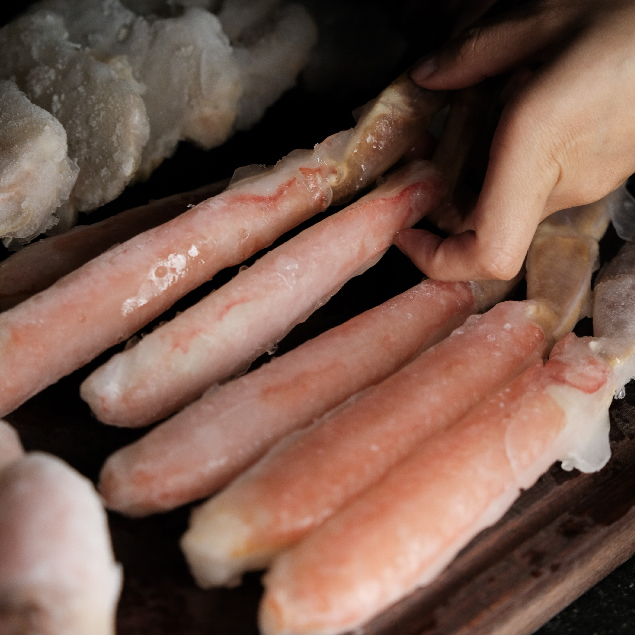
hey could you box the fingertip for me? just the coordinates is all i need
[410,55,439,85]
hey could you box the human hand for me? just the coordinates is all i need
[397,0,635,281]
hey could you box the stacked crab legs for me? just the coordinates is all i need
[256,230,635,635]
[0,74,445,418]
[178,185,615,632]
[94,86,503,517]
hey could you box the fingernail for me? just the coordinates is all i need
[410,55,438,84]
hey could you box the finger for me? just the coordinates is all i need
[411,5,578,90]
[398,109,559,281]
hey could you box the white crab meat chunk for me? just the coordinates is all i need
[0,452,122,635]
[0,10,149,213]
[34,0,242,178]
[0,79,78,247]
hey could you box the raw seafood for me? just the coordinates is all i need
[99,277,515,516]
[180,299,547,587]
[254,202,628,635]
[0,79,78,247]
[32,0,317,177]
[81,159,446,426]
[0,0,317,242]
[179,188,612,588]
[0,72,444,417]
[0,179,228,311]
[0,451,122,635]
[0,10,150,215]
[258,333,615,635]
[0,134,340,418]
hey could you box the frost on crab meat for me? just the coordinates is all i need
[0,0,318,243]
[0,79,78,248]
[97,277,509,518]
[0,9,149,234]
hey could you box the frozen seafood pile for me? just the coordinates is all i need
[0,0,317,246]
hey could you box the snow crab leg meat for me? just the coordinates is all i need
[82,87,482,428]
[256,202,634,635]
[0,448,122,635]
[0,179,228,311]
[258,332,616,635]
[99,276,516,517]
[0,73,444,418]
[179,298,547,588]
[81,160,447,427]
[178,188,614,588]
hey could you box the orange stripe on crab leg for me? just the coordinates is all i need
[81,160,447,427]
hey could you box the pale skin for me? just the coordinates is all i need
[399,0,635,281]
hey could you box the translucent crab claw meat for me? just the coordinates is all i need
[258,334,614,635]
[0,452,122,635]
[180,299,546,588]
[0,72,445,417]
[525,191,611,342]
[98,277,519,517]
[327,74,447,204]
[81,159,447,427]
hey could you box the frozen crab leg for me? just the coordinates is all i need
[0,451,122,635]
[0,73,444,418]
[81,159,447,427]
[258,331,617,635]
[256,202,632,635]
[82,86,484,428]
[0,179,228,311]
[99,276,515,517]
[178,189,613,588]
[180,298,548,588]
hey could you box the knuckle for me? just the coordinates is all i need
[475,245,524,281]
[452,24,487,66]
